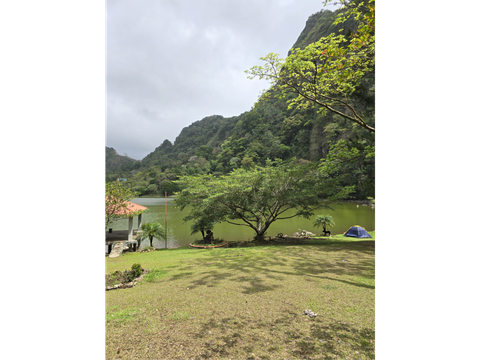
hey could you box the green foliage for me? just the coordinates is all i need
[140,222,166,248]
[195,145,214,160]
[106,267,141,286]
[241,155,255,169]
[292,9,337,50]
[189,215,216,239]
[162,181,179,195]
[105,4,374,203]
[132,185,147,196]
[131,263,142,278]
[175,159,354,241]
[105,147,140,181]
[146,183,158,194]
[191,238,224,246]
[125,270,136,283]
[105,181,142,228]
[312,214,336,233]
[103,270,143,286]
[246,0,375,132]
[319,135,375,198]
[282,114,306,144]
[240,110,262,134]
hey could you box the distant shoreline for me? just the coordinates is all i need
[137,195,367,203]
[137,194,177,198]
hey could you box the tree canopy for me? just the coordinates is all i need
[105,181,143,228]
[246,0,375,132]
[174,159,354,241]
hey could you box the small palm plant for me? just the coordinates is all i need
[139,222,165,249]
[312,215,335,236]
[189,215,216,243]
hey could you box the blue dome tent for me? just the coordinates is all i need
[344,225,372,238]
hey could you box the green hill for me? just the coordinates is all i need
[106,7,374,199]
[105,147,140,182]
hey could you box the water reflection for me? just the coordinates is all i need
[107,198,375,248]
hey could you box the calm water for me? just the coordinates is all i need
[107,197,375,249]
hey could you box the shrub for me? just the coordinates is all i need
[131,263,142,278]
[123,270,134,283]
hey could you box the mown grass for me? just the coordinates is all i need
[106,234,375,359]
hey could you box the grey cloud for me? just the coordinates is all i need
[106,0,337,160]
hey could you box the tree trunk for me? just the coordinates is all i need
[254,227,267,241]
[254,215,264,241]
[253,215,273,241]
[149,236,153,247]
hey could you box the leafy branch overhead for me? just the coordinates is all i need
[246,0,375,132]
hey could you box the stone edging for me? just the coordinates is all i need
[189,242,228,249]
[105,270,149,291]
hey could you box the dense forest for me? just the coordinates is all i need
[106,6,374,200]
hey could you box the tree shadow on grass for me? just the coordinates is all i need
[287,250,376,290]
[167,271,194,281]
[171,266,283,294]
[238,276,283,294]
[191,313,374,359]
[308,319,375,359]
[177,270,233,289]
[193,317,244,359]
[185,244,374,291]
[162,242,374,296]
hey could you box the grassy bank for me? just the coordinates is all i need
[106,234,375,359]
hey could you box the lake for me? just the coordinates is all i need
[107,197,375,249]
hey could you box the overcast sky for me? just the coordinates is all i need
[106,0,340,160]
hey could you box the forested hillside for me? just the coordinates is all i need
[106,5,374,199]
[105,147,140,182]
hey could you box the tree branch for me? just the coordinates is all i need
[279,79,374,132]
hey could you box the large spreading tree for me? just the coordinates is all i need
[175,159,354,241]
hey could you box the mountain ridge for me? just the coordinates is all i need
[106,7,374,199]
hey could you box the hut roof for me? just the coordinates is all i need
[107,200,147,216]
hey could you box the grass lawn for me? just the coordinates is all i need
[106,234,375,359]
